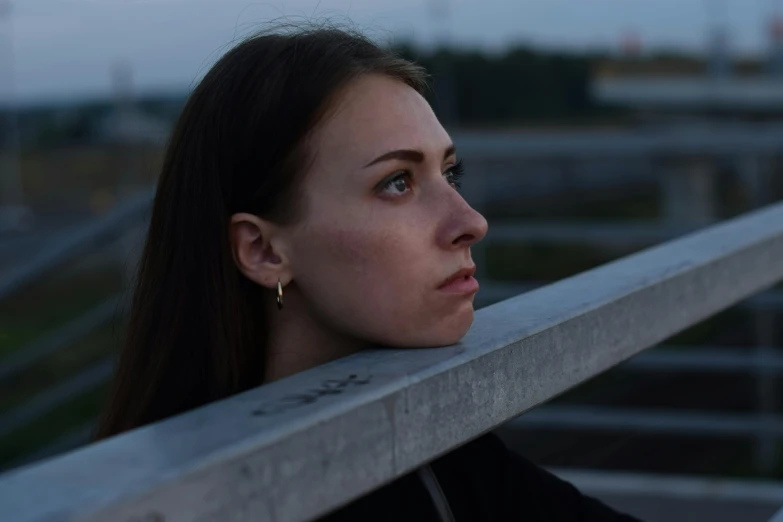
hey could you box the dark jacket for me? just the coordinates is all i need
[321,433,641,522]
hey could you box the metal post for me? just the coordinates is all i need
[744,154,781,475]
[755,311,779,475]
[427,0,458,127]
[0,0,29,232]
[662,159,716,226]
[111,59,135,198]
[739,155,768,209]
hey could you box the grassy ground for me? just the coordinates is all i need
[0,256,126,469]
[0,322,121,413]
[0,383,108,467]
[0,302,122,469]
[19,144,162,215]
[0,265,125,361]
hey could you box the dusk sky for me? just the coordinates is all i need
[3,0,783,104]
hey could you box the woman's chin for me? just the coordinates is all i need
[436,309,474,345]
[398,312,474,348]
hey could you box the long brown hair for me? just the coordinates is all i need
[96,25,429,439]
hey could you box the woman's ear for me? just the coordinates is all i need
[229,213,291,288]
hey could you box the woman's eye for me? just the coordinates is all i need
[380,172,412,196]
[444,160,465,190]
[444,171,459,188]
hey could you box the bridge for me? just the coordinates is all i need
[1,128,783,520]
[0,193,782,520]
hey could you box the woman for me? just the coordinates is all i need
[96,25,640,522]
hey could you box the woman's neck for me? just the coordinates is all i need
[262,285,366,383]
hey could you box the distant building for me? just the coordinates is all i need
[592,76,783,115]
[592,14,783,119]
[96,60,171,146]
[94,109,170,146]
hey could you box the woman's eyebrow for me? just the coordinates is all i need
[363,144,457,168]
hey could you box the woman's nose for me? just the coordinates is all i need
[456,205,488,247]
[439,194,489,249]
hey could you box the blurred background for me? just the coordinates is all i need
[2,0,783,497]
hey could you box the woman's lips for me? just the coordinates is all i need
[438,275,479,294]
[437,266,479,294]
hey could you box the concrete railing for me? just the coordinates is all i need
[1,199,783,521]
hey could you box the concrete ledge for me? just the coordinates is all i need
[2,202,783,522]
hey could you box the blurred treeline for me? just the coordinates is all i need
[4,43,637,151]
[393,44,625,126]
[9,41,757,147]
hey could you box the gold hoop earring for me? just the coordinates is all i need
[277,279,283,310]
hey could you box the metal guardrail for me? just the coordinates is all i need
[513,406,783,437]
[0,187,153,302]
[0,295,122,381]
[0,360,113,439]
[0,296,122,445]
[484,221,699,247]
[3,421,97,472]
[0,194,149,456]
[624,348,783,374]
[553,467,783,504]
[553,467,783,522]
[1,201,782,522]
[452,124,783,159]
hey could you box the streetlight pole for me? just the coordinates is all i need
[0,0,28,232]
[427,0,459,126]
[705,0,732,80]
[768,0,783,77]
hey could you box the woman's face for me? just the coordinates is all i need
[286,73,488,348]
